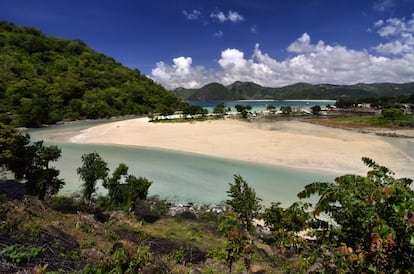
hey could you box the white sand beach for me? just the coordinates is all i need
[69,118,414,178]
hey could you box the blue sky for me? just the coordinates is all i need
[2,0,414,89]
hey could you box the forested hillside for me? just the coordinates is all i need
[174,81,414,101]
[0,21,183,127]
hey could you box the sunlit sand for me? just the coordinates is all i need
[65,118,414,178]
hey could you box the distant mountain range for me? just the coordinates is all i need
[173,81,414,101]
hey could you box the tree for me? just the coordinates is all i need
[0,125,32,180]
[266,104,276,111]
[297,157,414,272]
[280,106,292,114]
[32,143,64,201]
[234,105,252,119]
[182,105,208,118]
[310,105,321,115]
[226,174,262,231]
[0,124,64,201]
[382,108,404,121]
[217,212,251,274]
[102,163,152,211]
[77,152,108,204]
[262,202,312,255]
[103,163,129,206]
[126,175,152,211]
[213,102,226,116]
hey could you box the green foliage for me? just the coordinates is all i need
[77,152,109,204]
[263,202,311,233]
[172,246,186,264]
[217,212,251,273]
[0,124,64,201]
[0,244,43,264]
[213,102,227,116]
[280,106,292,114]
[51,195,80,213]
[382,108,405,120]
[234,104,252,119]
[182,104,208,117]
[297,157,414,272]
[226,174,262,231]
[310,105,321,114]
[84,245,152,274]
[102,162,152,211]
[126,175,152,210]
[0,21,183,127]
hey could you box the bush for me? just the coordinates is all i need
[382,108,404,120]
[0,244,43,264]
[51,195,80,213]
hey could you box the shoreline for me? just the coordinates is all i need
[62,117,414,178]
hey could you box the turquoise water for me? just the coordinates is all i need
[27,99,412,206]
[189,100,336,113]
[30,129,336,206]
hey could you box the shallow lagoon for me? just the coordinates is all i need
[29,99,413,206]
[30,122,337,206]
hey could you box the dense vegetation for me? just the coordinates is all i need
[0,21,184,127]
[1,124,413,273]
[174,81,414,101]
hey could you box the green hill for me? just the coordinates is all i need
[174,81,414,101]
[0,21,183,127]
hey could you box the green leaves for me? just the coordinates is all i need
[297,157,414,272]
[0,244,43,264]
[1,21,183,126]
[226,174,262,232]
[77,152,109,204]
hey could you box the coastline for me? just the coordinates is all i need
[63,117,414,178]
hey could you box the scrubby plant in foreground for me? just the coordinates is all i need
[297,157,414,273]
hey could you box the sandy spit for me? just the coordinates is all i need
[68,118,414,178]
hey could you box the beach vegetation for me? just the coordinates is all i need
[0,123,65,201]
[213,102,227,116]
[382,108,405,121]
[216,211,251,273]
[234,104,252,119]
[77,152,109,204]
[183,104,208,118]
[280,106,292,114]
[226,174,262,232]
[310,105,321,114]
[294,157,414,273]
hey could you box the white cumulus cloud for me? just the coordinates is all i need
[151,57,213,89]
[151,15,414,90]
[373,14,414,55]
[210,10,244,23]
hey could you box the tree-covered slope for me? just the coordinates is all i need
[0,21,183,127]
[174,81,414,101]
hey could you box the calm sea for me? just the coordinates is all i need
[189,99,336,113]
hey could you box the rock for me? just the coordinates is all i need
[256,242,274,258]
[81,248,105,264]
[110,210,127,221]
[189,268,202,274]
[45,225,79,250]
